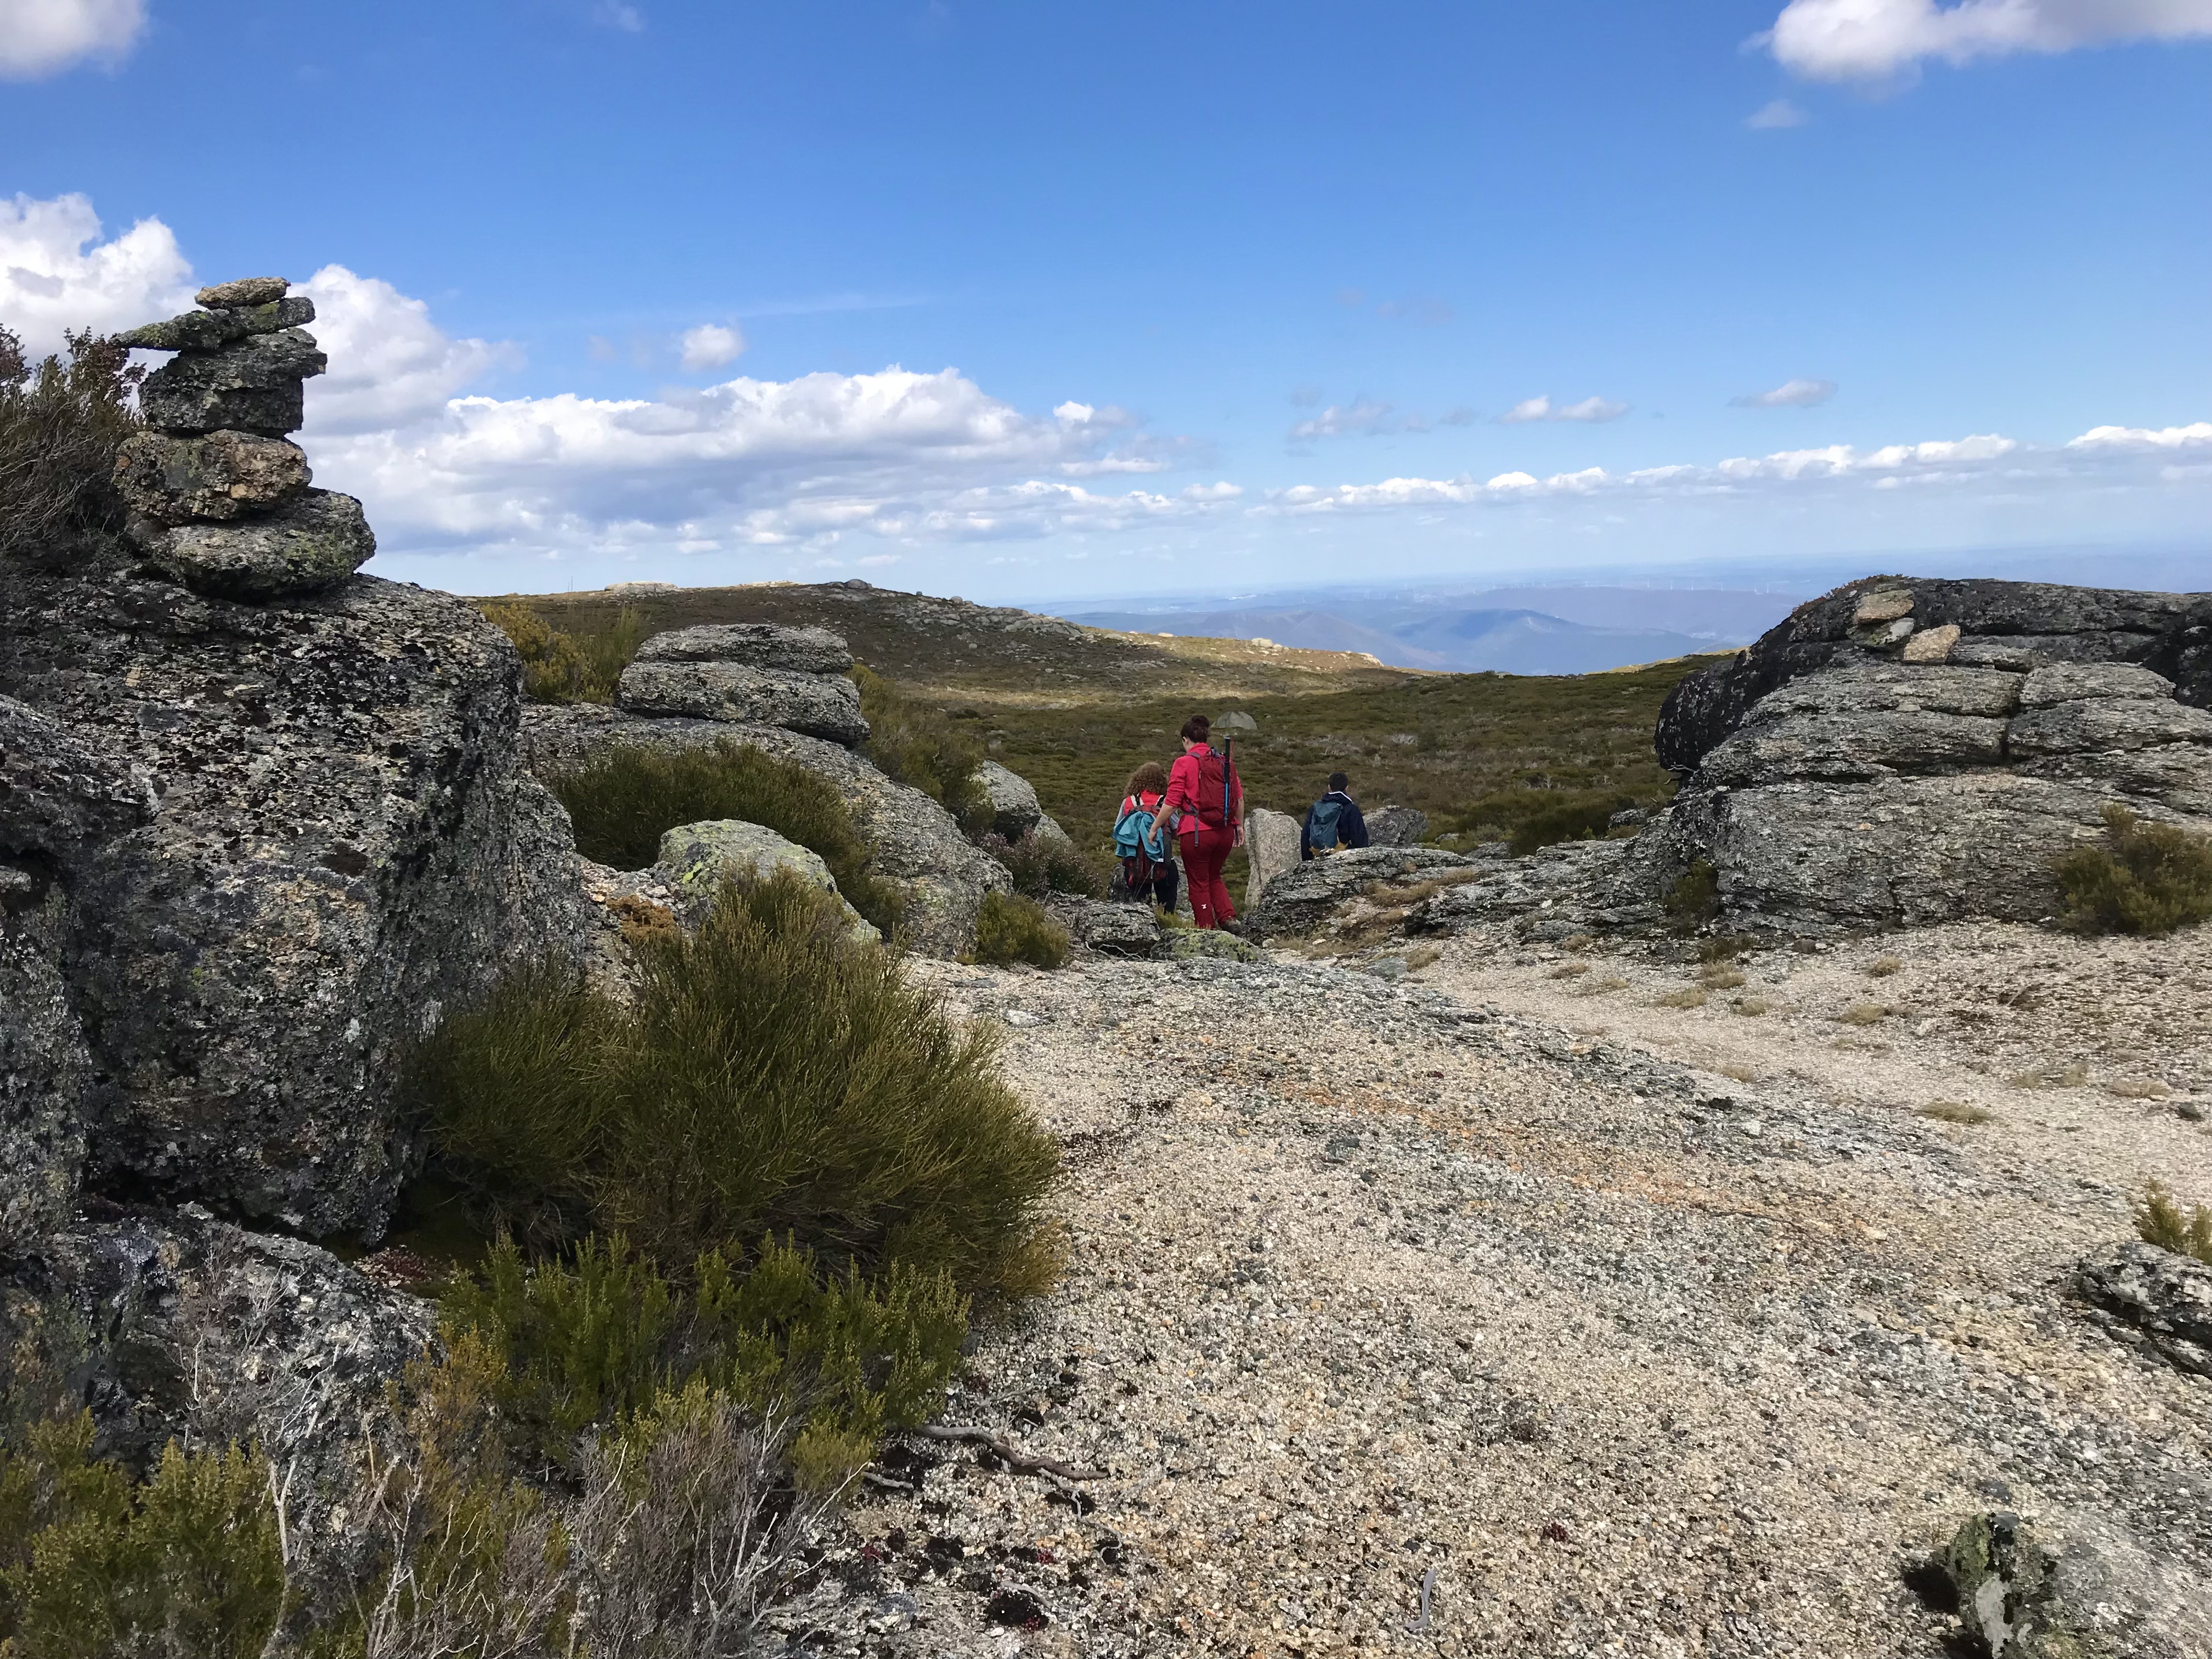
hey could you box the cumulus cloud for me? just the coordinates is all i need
[0,0,144,80]
[1288,398,1423,442]
[0,192,190,354]
[1746,97,1810,127]
[299,264,518,433]
[679,323,745,370]
[1265,422,2212,515]
[1733,376,1836,408]
[1765,0,2212,82]
[1499,393,1630,424]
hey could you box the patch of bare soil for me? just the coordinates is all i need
[769,924,2212,1657]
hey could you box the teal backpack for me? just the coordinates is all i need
[1113,793,1172,864]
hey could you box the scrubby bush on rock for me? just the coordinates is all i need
[0,325,142,567]
[545,737,902,935]
[2056,803,2212,936]
[480,601,644,705]
[981,827,1106,900]
[971,890,1071,970]
[853,665,991,833]
[2136,1183,2212,1265]
[411,872,1062,1300]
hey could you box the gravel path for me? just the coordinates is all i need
[771,922,2212,1658]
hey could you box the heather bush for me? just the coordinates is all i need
[2136,1182,2212,1264]
[981,827,1106,899]
[479,601,643,704]
[1664,859,1720,929]
[0,326,143,567]
[972,889,1070,970]
[2056,803,2212,936]
[545,738,901,934]
[412,872,1062,1300]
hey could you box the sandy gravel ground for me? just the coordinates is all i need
[770,921,2212,1658]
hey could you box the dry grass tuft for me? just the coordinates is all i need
[2010,1060,2091,1090]
[1699,966,1746,990]
[1730,997,1770,1017]
[1697,934,1755,964]
[1838,1002,1894,1026]
[1575,973,1630,997]
[1652,988,1708,1009]
[1866,955,1904,978]
[1403,943,1443,973]
[1920,1101,1995,1126]
[2136,1183,2212,1263]
[1549,962,1590,980]
[2104,1077,2170,1100]
[1714,1061,1758,1084]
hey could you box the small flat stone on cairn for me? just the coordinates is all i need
[633,622,854,675]
[115,277,373,601]
[196,276,292,308]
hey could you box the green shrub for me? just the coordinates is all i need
[0,1415,284,1658]
[411,872,1062,1300]
[1664,859,1720,929]
[2057,804,2212,936]
[0,326,142,568]
[479,601,643,704]
[2136,1183,2212,1264]
[981,828,1106,899]
[442,1233,965,1477]
[854,665,991,833]
[972,890,1070,970]
[545,738,901,934]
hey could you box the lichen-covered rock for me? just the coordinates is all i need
[523,704,1007,958]
[0,567,591,1238]
[0,693,157,860]
[1069,899,1160,957]
[653,819,879,943]
[0,896,89,1254]
[1363,805,1430,847]
[633,622,854,674]
[137,328,326,436]
[114,429,311,524]
[141,487,375,600]
[1,1205,436,1564]
[1407,837,1645,942]
[977,759,1045,840]
[1249,845,1471,939]
[1941,1510,2203,1658]
[2076,1242,2212,1376]
[616,658,869,745]
[196,276,293,309]
[116,295,315,353]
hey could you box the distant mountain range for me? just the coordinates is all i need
[1063,585,1802,674]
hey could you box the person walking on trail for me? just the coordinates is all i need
[1301,772,1369,860]
[1164,714,1244,930]
[1111,760,1180,913]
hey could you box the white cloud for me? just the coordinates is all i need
[1765,0,2212,82]
[299,264,517,433]
[0,0,144,80]
[1746,97,1810,127]
[1289,398,1422,442]
[679,323,744,370]
[1733,376,1837,408]
[1499,393,1630,424]
[0,191,189,354]
[1265,422,2212,516]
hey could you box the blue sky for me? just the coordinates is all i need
[2,0,2207,600]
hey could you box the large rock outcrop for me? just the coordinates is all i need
[1632,577,2212,932]
[522,701,1009,957]
[615,621,869,746]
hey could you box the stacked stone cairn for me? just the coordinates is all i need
[112,276,375,601]
[616,622,871,746]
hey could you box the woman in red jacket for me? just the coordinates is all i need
[1163,714,1243,930]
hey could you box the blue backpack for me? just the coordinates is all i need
[1113,793,1172,864]
[1306,795,1347,853]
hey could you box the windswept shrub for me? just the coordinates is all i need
[478,601,643,704]
[2057,803,2212,936]
[981,827,1105,899]
[2136,1183,2212,1264]
[0,1414,284,1658]
[971,890,1070,970]
[1664,859,1720,929]
[546,738,901,935]
[412,872,1061,1300]
[0,326,143,567]
[442,1234,964,1477]
[853,665,991,833]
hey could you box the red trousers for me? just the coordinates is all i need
[1181,823,1237,929]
